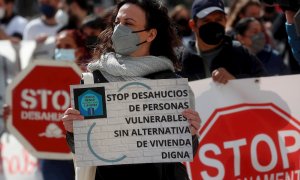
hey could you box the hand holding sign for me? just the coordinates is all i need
[62,108,84,132]
[70,79,198,166]
[182,108,201,136]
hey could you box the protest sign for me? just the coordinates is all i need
[0,133,43,180]
[7,60,81,159]
[187,75,300,180]
[71,79,193,166]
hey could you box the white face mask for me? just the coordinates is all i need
[0,8,5,19]
[54,48,76,61]
[55,9,69,26]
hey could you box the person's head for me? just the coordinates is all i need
[38,0,60,19]
[227,0,262,30]
[170,4,192,38]
[55,29,91,71]
[81,15,106,37]
[96,0,180,65]
[80,15,107,51]
[54,0,69,26]
[0,0,15,19]
[238,0,262,20]
[189,0,226,51]
[66,0,90,23]
[235,17,266,54]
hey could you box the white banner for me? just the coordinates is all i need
[0,133,43,180]
[187,75,300,180]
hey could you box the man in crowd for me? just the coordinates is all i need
[0,0,27,43]
[179,0,266,83]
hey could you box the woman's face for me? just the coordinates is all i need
[113,3,155,56]
[242,5,262,19]
[238,20,262,48]
[56,31,77,49]
[115,3,147,33]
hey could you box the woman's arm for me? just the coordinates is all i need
[285,10,300,64]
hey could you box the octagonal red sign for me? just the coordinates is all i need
[7,60,81,159]
[189,103,300,180]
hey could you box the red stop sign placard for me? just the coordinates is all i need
[190,103,300,180]
[7,60,81,159]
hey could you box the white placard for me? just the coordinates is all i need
[186,74,300,180]
[71,79,193,167]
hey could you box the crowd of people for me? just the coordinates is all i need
[1,0,300,179]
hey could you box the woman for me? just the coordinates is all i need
[62,0,201,180]
[235,17,287,75]
[226,0,263,32]
[55,29,92,71]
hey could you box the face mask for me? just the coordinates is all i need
[199,22,225,45]
[112,24,147,56]
[54,48,76,61]
[55,9,69,25]
[0,8,5,19]
[40,4,57,18]
[250,32,266,54]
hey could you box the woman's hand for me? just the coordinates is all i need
[182,109,201,136]
[61,108,84,133]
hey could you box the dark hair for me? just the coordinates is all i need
[95,0,181,67]
[4,0,14,3]
[81,16,107,31]
[66,0,91,11]
[234,17,257,36]
[234,17,257,35]
[227,0,261,29]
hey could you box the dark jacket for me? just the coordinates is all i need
[66,70,198,180]
[179,36,267,81]
[256,45,288,75]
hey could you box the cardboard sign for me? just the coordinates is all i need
[71,79,193,167]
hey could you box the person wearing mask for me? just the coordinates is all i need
[55,0,69,26]
[55,29,92,71]
[62,0,201,179]
[23,0,62,42]
[285,10,300,65]
[39,28,93,180]
[235,17,287,75]
[179,0,266,83]
[23,0,62,59]
[0,0,28,43]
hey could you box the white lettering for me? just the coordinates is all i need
[20,89,70,110]
[21,89,37,109]
[199,144,224,179]
[224,138,247,176]
[37,89,51,110]
[278,130,300,169]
